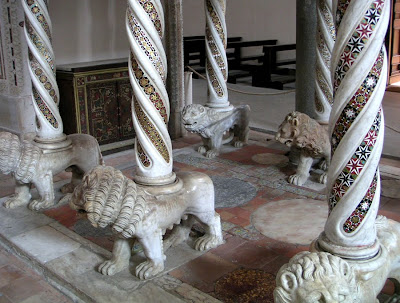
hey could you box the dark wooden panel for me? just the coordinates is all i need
[87,82,120,145]
[117,80,135,141]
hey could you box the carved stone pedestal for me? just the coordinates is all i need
[69,165,223,280]
[0,132,102,210]
[182,104,250,158]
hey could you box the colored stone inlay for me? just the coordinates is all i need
[136,141,151,167]
[130,56,167,123]
[30,52,58,105]
[206,26,227,80]
[332,50,383,151]
[319,0,336,40]
[206,0,226,45]
[25,18,54,73]
[329,110,381,216]
[316,66,333,107]
[343,173,378,233]
[138,0,162,37]
[133,99,170,164]
[336,0,351,27]
[207,61,224,97]
[127,6,165,81]
[334,0,385,90]
[32,86,58,128]
[25,0,51,41]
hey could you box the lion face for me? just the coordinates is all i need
[182,104,208,132]
[275,113,300,147]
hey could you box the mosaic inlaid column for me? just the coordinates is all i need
[204,0,230,109]
[22,0,66,144]
[314,0,336,124]
[126,0,175,185]
[318,0,390,259]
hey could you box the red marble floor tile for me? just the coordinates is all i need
[228,216,251,228]
[44,204,79,229]
[0,276,45,302]
[221,145,286,165]
[169,252,238,293]
[259,187,287,201]
[380,198,400,213]
[226,242,280,269]
[262,255,291,275]
[210,235,247,260]
[172,140,191,149]
[0,265,25,288]
[216,210,235,221]
[378,210,400,222]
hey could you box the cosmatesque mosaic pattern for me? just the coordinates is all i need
[334,0,384,90]
[138,0,162,36]
[136,141,151,167]
[205,0,227,100]
[127,7,165,81]
[329,0,387,234]
[133,99,170,164]
[26,0,51,42]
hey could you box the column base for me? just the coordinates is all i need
[33,134,72,153]
[275,217,400,302]
[133,172,177,187]
[313,232,380,260]
[205,103,233,111]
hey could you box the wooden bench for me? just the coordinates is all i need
[183,36,242,69]
[249,43,296,89]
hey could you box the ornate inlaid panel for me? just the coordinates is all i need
[57,64,135,147]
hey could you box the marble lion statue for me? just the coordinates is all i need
[68,165,223,280]
[182,104,250,158]
[274,216,400,302]
[0,132,103,210]
[275,111,330,186]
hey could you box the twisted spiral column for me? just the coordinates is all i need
[314,0,336,124]
[318,0,390,259]
[126,0,175,185]
[204,0,230,109]
[22,0,65,142]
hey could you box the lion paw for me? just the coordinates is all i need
[234,141,243,148]
[319,159,329,171]
[197,146,207,154]
[135,260,164,280]
[319,173,327,184]
[98,259,127,276]
[28,199,54,211]
[194,234,223,251]
[205,150,218,159]
[288,174,308,186]
[3,195,30,209]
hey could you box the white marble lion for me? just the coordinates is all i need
[275,111,331,186]
[0,132,103,210]
[182,104,250,158]
[68,165,223,280]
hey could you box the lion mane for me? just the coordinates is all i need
[274,251,358,303]
[70,165,147,239]
[275,111,329,158]
[0,132,41,184]
[182,104,230,137]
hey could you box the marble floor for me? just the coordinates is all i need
[0,131,399,302]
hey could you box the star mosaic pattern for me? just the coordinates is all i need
[329,0,387,234]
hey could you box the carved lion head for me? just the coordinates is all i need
[70,165,146,238]
[274,251,359,303]
[181,104,210,133]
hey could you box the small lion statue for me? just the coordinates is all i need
[275,217,400,302]
[0,132,103,210]
[275,111,330,186]
[182,104,250,158]
[68,165,223,280]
